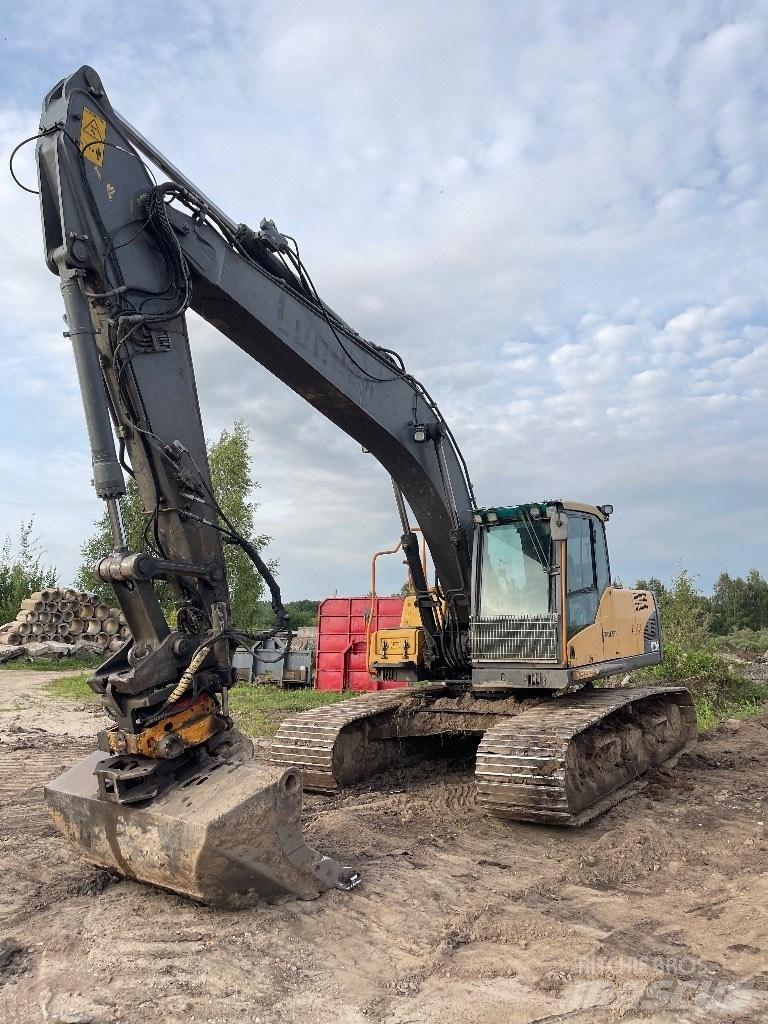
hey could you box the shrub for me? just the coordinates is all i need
[634,567,768,729]
[0,520,57,626]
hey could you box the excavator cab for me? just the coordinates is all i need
[470,501,662,690]
[366,500,662,693]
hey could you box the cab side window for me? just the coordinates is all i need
[567,514,598,636]
[567,516,594,593]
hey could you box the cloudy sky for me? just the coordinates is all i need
[1,1,766,600]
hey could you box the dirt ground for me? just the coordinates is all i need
[2,671,768,1024]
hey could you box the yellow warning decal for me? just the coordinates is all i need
[80,107,107,167]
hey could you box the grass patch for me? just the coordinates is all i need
[45,672,97,701]
[0,655,102,672]
[47,654,768,739]
[693,683,768,731]
[712,629,768,658]
[45,673,356,737]
[636,641,768,730]
[228,685,355,737]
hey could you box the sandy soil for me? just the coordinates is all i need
[2,672,768,1024]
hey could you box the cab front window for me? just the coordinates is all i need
[479,521,551,617]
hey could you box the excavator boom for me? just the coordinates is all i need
[33,64,477,902]
[37,67,474,673]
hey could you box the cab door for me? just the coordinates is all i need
[566,514,611,667]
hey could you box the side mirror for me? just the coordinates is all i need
[549,510,568,541]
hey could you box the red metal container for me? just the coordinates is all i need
[315,596,408,691]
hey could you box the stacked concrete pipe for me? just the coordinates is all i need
[0,588,132,653]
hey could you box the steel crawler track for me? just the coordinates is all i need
[271,686,697,824]
[475,686,697,825]
[271,691,411,791]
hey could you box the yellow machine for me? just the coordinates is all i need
[366,532,435,681]
[367,501,660,689]
[368,596,428,679]
[32,66,695,904]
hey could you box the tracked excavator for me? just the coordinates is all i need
[27,67,696,906]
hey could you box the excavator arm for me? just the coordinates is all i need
[32,65,477,901]
[36,66,475,712]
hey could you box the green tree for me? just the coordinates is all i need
[711,570,768,634]
[634,576,669,612]
[744,569,768,630]
[254,598,319,629]
[660,568,712,649]
[76,421,270,630]
[284,599,320,628]
[208,421,270,631]
[0,519,57,625]
[711,572,744,634]
[636,567,711,651]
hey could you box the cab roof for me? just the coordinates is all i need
[473,500,608,523]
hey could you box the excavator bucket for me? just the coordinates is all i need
[44,748,360,908]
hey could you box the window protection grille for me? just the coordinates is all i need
[470,614,559,662]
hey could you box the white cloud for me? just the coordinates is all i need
[0,1,766,596]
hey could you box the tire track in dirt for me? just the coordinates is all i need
[0,732,107,934]
[2,672,768,1023]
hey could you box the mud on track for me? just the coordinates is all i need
[2,670,768,1024]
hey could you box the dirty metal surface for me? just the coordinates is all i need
[45,739,360,907]
[271,690,413,791]
[475,686,697,825]
[272,686,697,828]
